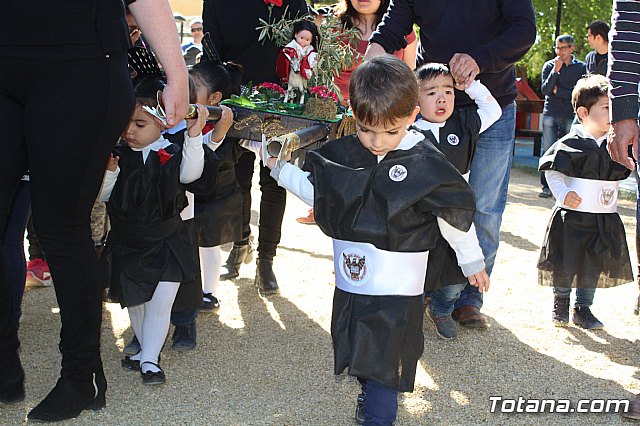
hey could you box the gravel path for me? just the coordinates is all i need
[2,167,640,425]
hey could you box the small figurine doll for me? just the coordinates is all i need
[276,19,320,103]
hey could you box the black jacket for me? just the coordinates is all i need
[370,0,536,108]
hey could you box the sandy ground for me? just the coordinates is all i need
[2,166,640,425]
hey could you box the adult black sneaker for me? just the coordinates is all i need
[355,392,366,425]
[572,307,604,330]
[171,322,196,352]
[552,296,570,326]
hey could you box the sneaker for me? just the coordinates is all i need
[427,307,458,339]
[171,322,196,352]
[572,307,604,330]
[552,296,570,326]
[25,258,52,287]
[538,188,552,198]
[202,293,220,311]
[296,208,316,225]
[123,335,141,355]
[354,392,366,425]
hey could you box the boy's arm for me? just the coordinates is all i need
[270,162,314,207]
[436,218,485,277]
[99,168,119,202]
[179,133,205,184]
[465,80,502,133]
[545,170,571,203]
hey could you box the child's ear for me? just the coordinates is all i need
[208,91,223,106]
[576,105,589,122]
[407,106,420,124]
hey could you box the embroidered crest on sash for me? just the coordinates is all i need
[599,186,617,207]
[447,134,460,146]
[388,165,407,182]
[340,248,369,285]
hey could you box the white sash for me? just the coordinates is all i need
[333,239,428,296]
[558,177,619,213]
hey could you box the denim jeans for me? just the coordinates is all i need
[540,114,573,188]
[553,287,596,308]
[455,103,516,310]
[358,378,398,426]
[429,283,467,317]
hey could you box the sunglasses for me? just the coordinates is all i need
[191,27,203,32]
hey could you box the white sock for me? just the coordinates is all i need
[199,246,221,298]
[127,304,145,358]
[139,281,180,373]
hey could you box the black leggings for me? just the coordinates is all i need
[0,52,134,373]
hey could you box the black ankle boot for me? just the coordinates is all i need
[552,296,570,326]
[220,244,254,280]
[255,259,278,294]
[27,365,107,422]
[0,350,25,404]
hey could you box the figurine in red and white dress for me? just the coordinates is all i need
[276,20,320,103]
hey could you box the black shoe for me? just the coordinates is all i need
[27,364,107,422]
[220,243,254,280]
[552,296,570,326]
[573,306,604,330]
[538,188,552,198]
[171,322,196,352]
[121,354,141,372]
[201,292,220,311]
[123,335,141,355]
[0,349,25,405]
[355,392,366,425]
[140,363,166,385]
[255,259,279,295]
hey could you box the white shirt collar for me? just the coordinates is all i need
[572,123,607,147]
[414,119,445,143]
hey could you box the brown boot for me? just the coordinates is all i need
[452,306,489,329]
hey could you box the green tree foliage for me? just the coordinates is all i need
[520,0,612,85]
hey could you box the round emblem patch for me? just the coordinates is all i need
[447,134,460,146]
[388,165,408,182]
[339,248,370,286]
[598,186,617,207]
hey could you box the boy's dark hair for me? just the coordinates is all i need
[571,74,609,122]
[349,55,418,127]
[132,74,166,108]
[415,62,452,84]
[190,61,244,101]
[292,19,320,50]
[587,20,610,42]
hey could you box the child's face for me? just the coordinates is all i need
[581,95,610,136]
[191,73,215,105]
[418,74,455,123]
[356,108,419,156]
[295,30,313,48]
[122,107,164,149]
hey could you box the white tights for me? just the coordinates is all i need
[127,281,180,373]
[199,246,221,297]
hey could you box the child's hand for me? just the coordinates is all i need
[186,103,209,138]
[106,154,119,172]
[467,269,490,292]
[210,105,234,143]
[563,191,582,208]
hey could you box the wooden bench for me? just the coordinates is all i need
[515,99,544,156]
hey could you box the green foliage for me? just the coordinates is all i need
[520,0,612,85]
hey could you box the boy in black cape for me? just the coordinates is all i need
[265,56,490,426]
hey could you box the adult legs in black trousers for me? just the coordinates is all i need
[221,147,286,293]
[0,52,133,420]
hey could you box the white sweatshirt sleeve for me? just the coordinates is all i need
[271,162,314,206]
[545,170,570,204]
[202,131,224,151]
[99,167,120,202]
[437,218,485,277]
[465,80,502,134]
[180,133,205,184]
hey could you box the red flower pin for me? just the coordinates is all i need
[264,0,283,6]
[157,148,173,166]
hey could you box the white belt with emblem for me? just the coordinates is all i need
[333,239,429,296]
[557,177,619,213]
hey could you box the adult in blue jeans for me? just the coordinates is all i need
[366,0,536,330]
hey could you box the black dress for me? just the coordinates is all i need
[103,142,216,307]
[537,130,633,288]
[411,106,481,292]
[302,133,476,392]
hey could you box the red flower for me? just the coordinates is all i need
[157,148,173,166]
[258,82,286,95]
[310,85,339,103]
[263,0,283,6]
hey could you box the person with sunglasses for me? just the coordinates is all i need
[182,18,204,66]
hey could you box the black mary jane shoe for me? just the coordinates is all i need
[120,355,141,372]
[140,363,166,385]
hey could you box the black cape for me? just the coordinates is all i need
[302,133,476,391]
[411,107,482,291]
[102,142,218,307]
[537,131,633,288]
